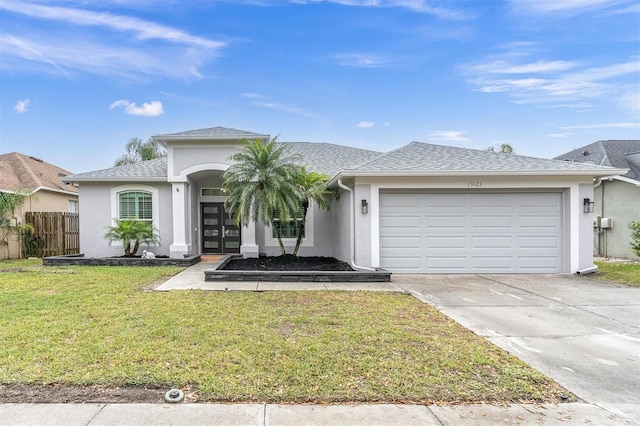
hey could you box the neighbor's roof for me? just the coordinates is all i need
[0,152,78,194]
[63,157,168,182]
[153,126,269,141]
[554,140,640,181]
[334,141,628,178]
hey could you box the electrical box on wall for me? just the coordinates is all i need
[600,217,613,229]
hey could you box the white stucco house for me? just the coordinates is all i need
[63,126,627,274]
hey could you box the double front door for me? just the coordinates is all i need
[201,202,241,254]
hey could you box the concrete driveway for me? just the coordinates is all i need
[396,274,640,425]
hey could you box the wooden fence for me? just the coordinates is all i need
[25,212,80,257]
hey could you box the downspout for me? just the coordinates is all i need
[337,178,376,271]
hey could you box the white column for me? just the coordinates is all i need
[240,217,259,258]
[170,182,192,258]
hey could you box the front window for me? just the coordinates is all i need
[119,191,152,221]
[272,206,304,239]
[69,200,79,213]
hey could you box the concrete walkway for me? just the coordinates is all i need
[4,263,637,425]
[0,402,630,425]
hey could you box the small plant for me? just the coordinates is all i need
[629,220,640,257]
[104,219,160,257]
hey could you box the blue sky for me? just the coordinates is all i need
[1,0,639,174]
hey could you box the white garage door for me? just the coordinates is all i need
[380,192,563,273]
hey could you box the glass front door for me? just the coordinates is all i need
[201,202,241,254]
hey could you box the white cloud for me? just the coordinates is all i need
[462,44,640,112]
[547,133,573,138]
[251,100,317,119]
[0,2,224,80]
[464,60,577,75]
[13,98,29,113]
[333,53,388,68]
[357,121,374,128]
[0,2,222,49]
[110,99,164,116]
[428,130,472,144]
[292,0,473,19]
[560,122,640,129]
[508,0,629,15]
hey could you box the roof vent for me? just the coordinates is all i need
[582,150,590,156]
[29,156,44,162]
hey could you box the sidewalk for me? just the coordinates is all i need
[0,402,630,425]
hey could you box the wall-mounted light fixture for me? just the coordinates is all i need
[361,199,369,214]
[583,198,594,213]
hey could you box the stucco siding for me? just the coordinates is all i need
[78,183,172,257]
[170,146,237,178]
[332,188,351,264]
[594,179,640,260]
[257,202,334,257]
[353,183,372,266]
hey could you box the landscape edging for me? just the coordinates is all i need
[205,255,391,282]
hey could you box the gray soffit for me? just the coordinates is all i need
[63,158,167,182]
[336,141,628,177]
[153,126,269,141]
[554,140,640,181]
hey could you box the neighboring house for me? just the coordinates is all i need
[555,140,640,260]
[64,126,626,274]
[0,152,79,259]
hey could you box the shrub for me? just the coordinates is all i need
[629,220,640,257]
[104,219,160,257]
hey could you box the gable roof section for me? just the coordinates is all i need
[283,142,381,176]
[153,126,269,141]
[554,140,640,181]
[63,158,167,182]
[0,152,77,194]
[337,141,627,177]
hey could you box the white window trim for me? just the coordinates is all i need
[265,202,314,248]
[110,185,160,246]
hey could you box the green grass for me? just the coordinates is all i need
[594,260,640,287]
[0,259,567,404]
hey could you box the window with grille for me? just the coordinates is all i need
[272,206,305,239]
[118,191,152,221]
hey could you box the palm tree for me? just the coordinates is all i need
[104,219,160,257]
[292,168,332,256]
[114,137,167,166]
[223,137,303,255]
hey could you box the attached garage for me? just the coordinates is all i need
[380,192,564,273]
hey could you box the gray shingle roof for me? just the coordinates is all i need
[63,158,167,182]
[554,140,640,180]
[344,141,626,175]
[154,126,268,139]
[64,138,627,183]
[283,142,381,176]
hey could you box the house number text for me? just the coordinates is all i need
[467,181,482,187]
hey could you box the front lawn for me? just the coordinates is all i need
[0,259,567,404]
[594,260,640,287]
